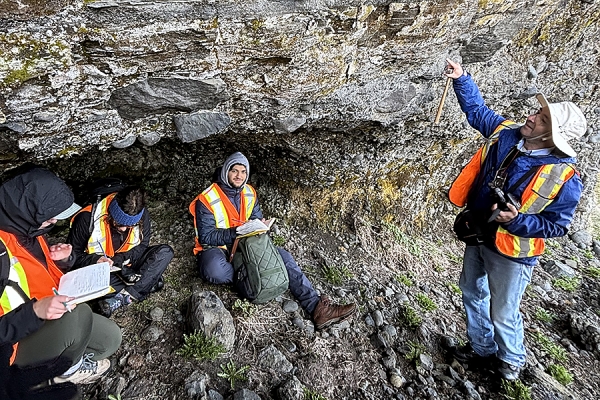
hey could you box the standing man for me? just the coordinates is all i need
[445,59,586,380]
[0,167,122,387]
[189,152,356,330]
[68,186,173,317]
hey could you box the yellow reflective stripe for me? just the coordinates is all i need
[480,121,519,164]
[498,226,537,258]
[242,186,256,217]
[521,165,573,214]
[87,195,113,254]
[204,187,230,228]
[0,243,29,314]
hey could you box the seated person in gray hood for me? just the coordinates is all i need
[190,152,356,330]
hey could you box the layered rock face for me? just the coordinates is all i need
[1,0,599,232]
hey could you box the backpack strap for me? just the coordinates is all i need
[88,196,101,235]
[228,238,241,263]
[0,240,9,295]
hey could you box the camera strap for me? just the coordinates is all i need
[494,145,540,194]
[493,146,522,187]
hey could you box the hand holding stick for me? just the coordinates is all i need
[434,77,452,124]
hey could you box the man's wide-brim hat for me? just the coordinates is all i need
[536,94,587,157]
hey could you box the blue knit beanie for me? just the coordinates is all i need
[108,199,144,226]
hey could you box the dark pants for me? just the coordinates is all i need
[14,304,122,370]
[110,244,173,301]
[197,247,320,314]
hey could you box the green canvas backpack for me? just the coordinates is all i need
[231,233,289,304]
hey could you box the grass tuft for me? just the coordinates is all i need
[405,340,427,364]
[232,299,256,317]
[447,282,462,295]
[546,364,573,386]
[303,387,328,400]
[322,264,353,285]
[271,233,286,247]
[217,360,250,390]
[176,331,226,361]
[552,276,579,292]
[395,273,414,287]
[584,266,600,279]
[501,379,532,400]
[534,307,556,324]
[415,293,437,312]
[399,305,422,329]
[531,331,568,363]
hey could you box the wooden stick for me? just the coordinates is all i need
[434,77,452,124]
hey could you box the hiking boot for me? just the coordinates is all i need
[452,343,493,366]
[53,354,111,385]
[150,276,165,293]
[98,292,132,318]
[312,296,356,330]
[498,361,521,381]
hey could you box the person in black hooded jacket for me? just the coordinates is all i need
[0,167,121,386]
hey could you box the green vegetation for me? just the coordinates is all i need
[217,360,250,390]
[584,266,600,279]
[546,364,573,386]
[108,394,122,400]
[415,293,437,312]
[303,388,328,400]
[531,331,568,363]
[383,221,422,256]
[501,379,532,400]
[176,331,226,361]
[583,249,595,260]
[552,276,580,292]
[447,253,463,264]
[405,340,427,364]
[399,305,422,329]
[447,282,462,295]
[534,307,556,324]
[322,264,353,285]
[394,273,414,287]
[271,233,286,247]
[232,299,256,317]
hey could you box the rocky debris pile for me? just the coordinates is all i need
[71,201,600,400]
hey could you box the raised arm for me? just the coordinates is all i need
[445,59,507,138]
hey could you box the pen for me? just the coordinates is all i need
[52,288,72,312]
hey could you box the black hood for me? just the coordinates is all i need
[0,168,75,237]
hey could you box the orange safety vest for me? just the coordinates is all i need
[448,121,520,207]
[71,193,141,257]
[495,163,577,258]
[448,121,578,258]
[188,183,257,255]
[0,231,63,363]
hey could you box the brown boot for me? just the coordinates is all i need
[312,296,356,330]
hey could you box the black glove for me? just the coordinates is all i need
[0,343,80,400]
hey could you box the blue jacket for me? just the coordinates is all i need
[194,174,263,250]
[454,73,583,265]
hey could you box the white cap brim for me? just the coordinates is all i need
[53,203,82,220]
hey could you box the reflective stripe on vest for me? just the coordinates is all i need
[448,121,520,207]
[188,183,257,255]
[0,239,30,316]
[0,232,64,364]
[73,193,141,257]
[495,163,577,258]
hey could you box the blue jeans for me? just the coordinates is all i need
[459,245,533,367]
[198,247,321,314]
